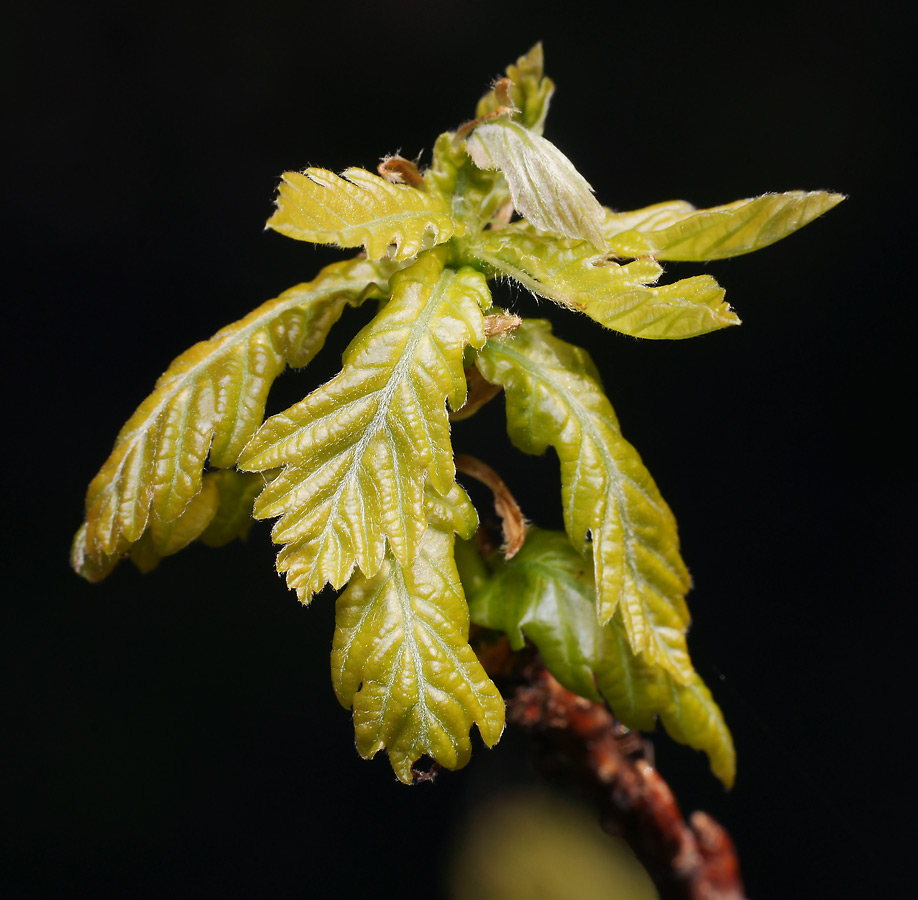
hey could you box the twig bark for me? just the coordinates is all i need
[503,660,746,900]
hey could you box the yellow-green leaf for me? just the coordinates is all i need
[238,249,492,601]
[470,227,739,339]
[199,470,270,547]
[466,120,605,250]
[657,671,736,788]
[70,524,120,584]
[73,258,395,580]
[267,167,464,260]
[427,43,554,235]
[475,42,555,135]
[464,527,734,786]
[602,200,697,235]
[477,319,693,681]
[332,485,504,783]
[74,470,270,579]
[604,191,845,261]
[425,131,512,232]
[132,472,221,571]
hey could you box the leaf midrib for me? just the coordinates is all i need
[484,339,672,621]
[90,282,356,548]
[303,271,458,575]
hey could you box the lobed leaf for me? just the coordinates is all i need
[466,120,605,250]
[85,470,270,576]
[267,166,464,260]
[604,191,845,261]
[238,248,492,601]
[332,485,504,783]
[477,319,693,681]
[127,473,222,573]
[464,527,734,787]
[470,227,739,338]
[656,672,736,789]
[73,258,395,579]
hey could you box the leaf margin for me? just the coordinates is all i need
[73,257,395,579]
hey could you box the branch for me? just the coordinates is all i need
[502,658,746,900]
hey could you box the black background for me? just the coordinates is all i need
[4,1,914,897]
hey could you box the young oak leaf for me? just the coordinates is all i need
[603,191,845,261]
[424,43,554,229]
[73,257,395,580]
[475,42,555,136]
[75,470,271,579]
[470,227,739,339]
[126,472,223,573]
[466,119,605,250]
[267,166,465,260]
[601,200,697,235]
[238,248,492,601]
[198,470,271,548]
[331,484,505,783]
[425,131,512,232]
[463,527,734,787]
[477,319,693,682]
[600,606,735,789]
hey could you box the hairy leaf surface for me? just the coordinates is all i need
[73,258,394,579]
[604,191,844,261]
[332,485,504,783]
[239,249,492,601]
[126,472,222,573]
[267,167,464,260]
[464,528,734,786]
[471,227,738,338]
[601,200,697,235]
[477,320,693,681]
[426,132,511,232]
[466,120,605,250]
[85,470,269,575]
[424,42,555,233]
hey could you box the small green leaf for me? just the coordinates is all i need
[477,319,693,681]
[199,470,270,547]
[475,43,555,135]
[464,527,735,786]
[465,527,606,705]
[602,200,697,235]
[128,472,222,572]
[425,131,511,232]
[73,257,394,579]
[238,248,492,601]
[70,524,120,584]
[471,227,739,338]
[74,470,270,579]
[466,120,605,250]
[657,672,736,789]
[604,191,845,261]
[424,44,555,237]
[267,166,464,260]
[332,486,504,783]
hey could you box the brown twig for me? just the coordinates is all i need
[504,662,746,900]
